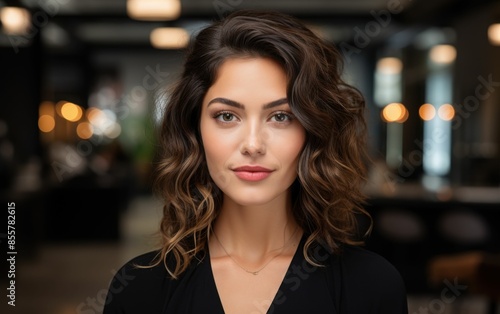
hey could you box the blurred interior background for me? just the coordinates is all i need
[1,0,500,313]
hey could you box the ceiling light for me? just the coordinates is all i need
[429,45,456,64]
[0,6,31,35]
[150,27,189,49]
[127,0,181,21]
[376,57,403,75]
[488,23,500,46]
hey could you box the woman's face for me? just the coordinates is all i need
[200,57,306,206]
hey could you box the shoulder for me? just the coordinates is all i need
[340,245,403,282]
[337,245,408,313]
[103,250,171,314]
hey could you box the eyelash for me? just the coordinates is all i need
[212,111,295,124]
[270,111,294,123]
[213,111,237,123]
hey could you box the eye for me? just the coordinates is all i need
[214,111,237,122]
[270,112,293,123]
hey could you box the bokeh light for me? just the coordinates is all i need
[419,103,436,121]
[376,57,403,75]
[488,23,500,45]
[429,45,456,64]
[76,122,93,139]
[382,103,408,123]
[438,104,455,121]
[38,115,55,132]
[61,102,83,122]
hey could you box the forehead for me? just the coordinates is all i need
[206,57,288,97]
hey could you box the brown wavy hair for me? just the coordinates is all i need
[150,9,371,278]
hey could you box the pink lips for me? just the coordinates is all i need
[232,165,273,182]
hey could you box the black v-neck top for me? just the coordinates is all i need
[103,236,408,313]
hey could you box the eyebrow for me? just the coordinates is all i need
[207,97,289,110]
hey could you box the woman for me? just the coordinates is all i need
[103,9,408,314]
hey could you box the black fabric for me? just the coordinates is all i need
[103,236,408,313]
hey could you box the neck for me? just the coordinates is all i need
[211,191,301,260]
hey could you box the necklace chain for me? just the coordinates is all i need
[212,225,298,275]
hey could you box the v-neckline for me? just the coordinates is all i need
[206,234,305,314]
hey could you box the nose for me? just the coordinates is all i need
[239,122,266,156]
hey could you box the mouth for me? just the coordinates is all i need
[232,165,274,181]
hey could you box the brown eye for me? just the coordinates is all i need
[275,113,287,122]
[222,113,233,121]
[271,112,292,123]
[214,112,236,122]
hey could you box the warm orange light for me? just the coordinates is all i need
[438,104,455,121]
[382,103,408,123]
[150,27,189,49]
[376,57,403,75]
[0,7,30,35]
[398,105,409,123]
[429,45,456,64]
[127,0,181,21]
[61,102,83,122]
[87,107,104,125]
[55,100,65,117]
[419,103,436,121]
[38,115,55,132]
[39,101,54,115]
[488,23,500,46]
[76,122,93,139]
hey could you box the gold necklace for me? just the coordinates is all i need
[212,225,298,275]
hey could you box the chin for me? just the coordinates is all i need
[223,189,286,208]
[232,198,272,207]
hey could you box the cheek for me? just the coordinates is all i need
[287,143,304,170]
[202,140,233,189]
[201,127,229,172]
[200,119,215,160]
[200,112,236,189]
[202,134,218,167]
[273,129,306,165]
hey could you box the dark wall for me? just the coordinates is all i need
[0,32,42,166]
